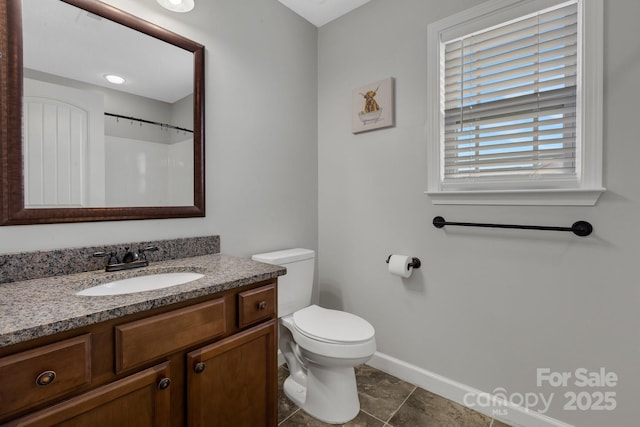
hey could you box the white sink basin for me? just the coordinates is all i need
[76,272,205,296]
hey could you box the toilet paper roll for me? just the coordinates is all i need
[388,254,413,278]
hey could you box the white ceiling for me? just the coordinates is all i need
[22,0,193,104]
[278,0,371,27]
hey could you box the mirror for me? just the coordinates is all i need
[0,0,205,225]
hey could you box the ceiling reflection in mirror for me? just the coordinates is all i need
[22,0,195,208]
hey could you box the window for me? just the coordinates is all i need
[426,0,604,205]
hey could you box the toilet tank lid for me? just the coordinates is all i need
[251,248,315,265]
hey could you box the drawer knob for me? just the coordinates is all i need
[194,362,206,374]
[257,301,267,310]
[36,370,56,387]
[157,377,171,390]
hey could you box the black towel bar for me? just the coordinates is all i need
[432,216,593,237]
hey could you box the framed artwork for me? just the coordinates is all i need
[352,77,394,134]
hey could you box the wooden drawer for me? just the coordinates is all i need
[0,334,91,418]
[5,362,171,427]
[238,284,276,328]
[3,362,171,427]
[115,298,226,373]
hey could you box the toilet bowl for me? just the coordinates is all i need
[280,305,376,423]
[251,249,376,424]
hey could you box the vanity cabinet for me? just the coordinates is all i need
[0,280,277,426]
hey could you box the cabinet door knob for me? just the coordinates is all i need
[257,301,267,310]
[157,377,171,390]
[194,362,206,374]
[36,370,56,386]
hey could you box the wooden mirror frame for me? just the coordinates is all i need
[0,0,205,225]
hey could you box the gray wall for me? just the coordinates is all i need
[0,0,318,260]
[318,1,639,426]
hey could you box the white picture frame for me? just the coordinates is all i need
[352,77,395,134]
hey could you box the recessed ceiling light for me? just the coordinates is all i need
[156,0,195,13]
[104,74,126,85]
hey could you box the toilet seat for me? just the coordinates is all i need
[293,305,375,344]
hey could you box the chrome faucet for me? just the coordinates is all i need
[93,246,159,272]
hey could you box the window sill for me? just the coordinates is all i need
[425,188,606,206]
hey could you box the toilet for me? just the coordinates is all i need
[252,248,376,424]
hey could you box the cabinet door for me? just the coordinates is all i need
[187,320,277,427]
[6,362,171,427]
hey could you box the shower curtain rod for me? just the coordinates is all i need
[105,112,194,133]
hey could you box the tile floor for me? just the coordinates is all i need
[278,364,512,427]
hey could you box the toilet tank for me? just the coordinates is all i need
[252,248,315,317]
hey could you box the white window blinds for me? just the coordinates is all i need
[442,1,578,182]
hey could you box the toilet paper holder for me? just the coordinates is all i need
[385,255,421,269]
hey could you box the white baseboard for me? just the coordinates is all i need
[367,352,574,427]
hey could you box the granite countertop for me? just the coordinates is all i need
[0,254,286,348]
